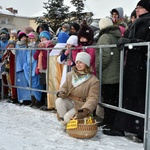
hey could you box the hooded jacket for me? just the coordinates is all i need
[97,25,121,84]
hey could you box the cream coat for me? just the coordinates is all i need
[59,72,100,113]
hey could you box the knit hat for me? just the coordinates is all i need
[1,28,9,34]
[70,23,80,32]
[130,9,136,18]
[99,18,113,30]
[39,30,51,40]
[78,20,94,45]
[28,32,38,40]
[66,35,78,46]
[0,30,8,35]
[8,40,16,45]
[10,29,18,40]
[18,31,28,41]
[136,0,150,12]
[58,31,69,43]
[0,29,9,41]
[75,52,91,67]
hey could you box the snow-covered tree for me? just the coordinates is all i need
[35,0,70,32]
[69,0,93,24]
[35,0,93,33]
[70,0,84,22]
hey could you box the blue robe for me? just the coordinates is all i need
[23,48,43,101]
[15,44,31,102]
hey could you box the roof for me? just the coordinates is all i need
[0,8,14,16]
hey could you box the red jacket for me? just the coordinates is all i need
[72,45,96,75]
[33,40,54,70]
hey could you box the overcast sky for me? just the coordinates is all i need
[0,0,138,18]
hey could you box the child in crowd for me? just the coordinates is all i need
[69,22,80,36]
[0,29,9,98]
[46,31,69,111]
[56,23,70,37]
[57,35,78,87]
[110,7,127,37]
[61,23,70,34]
[0,29,9,66]
[0,29,9,52]
[23,32,43,108]
[33,30,54,109]
[9,29,18,42]
[71,20,96,76]
[2,40,17,102]
[15,31,31,105]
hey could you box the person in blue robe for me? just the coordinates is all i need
[23,32,43,107]
[15,31,31,105]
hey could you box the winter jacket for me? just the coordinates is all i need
[33,40,54,70]
[58,71,100,113]
[111,7,127,37]
[97,26,121,84]
[123,12,150,97]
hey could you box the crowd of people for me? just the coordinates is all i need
[0,0,150,143]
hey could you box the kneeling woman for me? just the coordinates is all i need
[55,52,100,126]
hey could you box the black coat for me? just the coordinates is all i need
[123,13,150,98]
[113,13,150,139]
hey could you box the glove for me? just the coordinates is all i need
[76,108,90,119]
[117,38,131,51]
[57,91,67,99]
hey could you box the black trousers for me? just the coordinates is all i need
[102,83,119,127]
[113,96,145,139]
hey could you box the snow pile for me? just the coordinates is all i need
[0,100,144,150]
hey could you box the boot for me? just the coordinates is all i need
[30,95,36,107]
[34,100,41,108]
[103,129,125,136]
[40,94,48,110]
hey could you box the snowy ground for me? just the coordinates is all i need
[0,100,144,150]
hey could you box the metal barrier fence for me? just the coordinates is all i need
[1,43,150,149]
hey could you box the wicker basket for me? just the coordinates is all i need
[66,119,98,139]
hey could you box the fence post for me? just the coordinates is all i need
[144,42,150,150]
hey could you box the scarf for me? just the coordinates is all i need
[16,41,27,47]
[72,69,91,87]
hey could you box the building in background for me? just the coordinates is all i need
[0,6,38,31]
[0,1,93,32]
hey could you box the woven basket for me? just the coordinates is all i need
[66,119,98,139]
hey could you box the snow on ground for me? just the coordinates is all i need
[0,100,144,150]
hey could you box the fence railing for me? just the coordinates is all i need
[1,42,150,150]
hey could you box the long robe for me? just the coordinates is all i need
[47,43,66,109]
[15,44,31,102]
[23,47,43,101]
[2,50,17,99]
